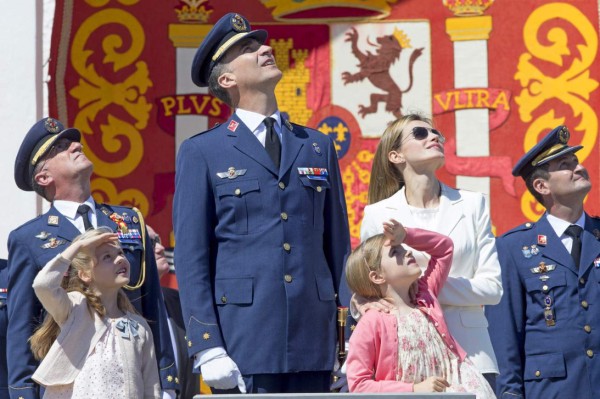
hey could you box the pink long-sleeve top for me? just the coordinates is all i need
[347,227,467,392]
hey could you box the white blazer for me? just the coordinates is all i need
[360,184,502,373]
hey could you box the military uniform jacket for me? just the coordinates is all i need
[6,203,177,399]
[173,114,351,375]
[486,213,600,399]
[0,259,8,399]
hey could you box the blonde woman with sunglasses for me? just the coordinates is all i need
[356,113,503,390]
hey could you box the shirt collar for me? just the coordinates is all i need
[235,108,281,133]
[53,196,96,220]
[546,212,585,237]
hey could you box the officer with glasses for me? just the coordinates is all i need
[354,113,502,391]
[7,118,178,399]
[486,125,600,399]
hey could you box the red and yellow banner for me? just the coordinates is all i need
[50,0,600,251]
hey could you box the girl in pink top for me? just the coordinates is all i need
[346,219,495,398]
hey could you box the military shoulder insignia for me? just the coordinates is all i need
[47,215,59,226]
[530,261,555,274]
[217,167,247,179]
[35,231,51,240]
[227,120,239,132]
[41,237,66,249]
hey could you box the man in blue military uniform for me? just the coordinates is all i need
[7,118,178,399]
[486,125,600,398]
[173,12,351,393]
[1,258,8,398]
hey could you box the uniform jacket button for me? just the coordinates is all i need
[284,274,293,283]
[283,243,291,251]
[584,325,592,333]
[281,212,288,220]
[278,182,286,190]
[221,296,227,304]
[582,300,589,309]
[535,370,541,377]
[587,349,594,358]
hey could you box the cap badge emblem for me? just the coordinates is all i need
[44,118,61,134]
[558,127,569,143]
[231,14,247,32]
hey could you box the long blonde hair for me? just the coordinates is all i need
[368,113,433,204]
[30,227,136,360]
[345,234,387,299]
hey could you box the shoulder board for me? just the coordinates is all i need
[12,214,44,231]
[188,122,223,140]
[501,221,535,237]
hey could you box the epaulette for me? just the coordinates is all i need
[12,214,44,232]
[188,122,222,140]
[501,221,535,237]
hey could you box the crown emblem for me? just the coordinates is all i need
[261,0,399,21]
[443,0,494,16]
[393,28,411,49]
[174,0,213,24]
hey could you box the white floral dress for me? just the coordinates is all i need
[43,317,127,399]
[396,308,496,399]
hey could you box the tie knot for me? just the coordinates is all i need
[76,204,91,216]
[565,225,583,239]
[264,117,275,129]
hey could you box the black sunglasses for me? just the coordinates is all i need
[401,126,446,144]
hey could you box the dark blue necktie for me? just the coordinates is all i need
[565,225,583,268]
[263,117,281,168]
[76,204,93,231]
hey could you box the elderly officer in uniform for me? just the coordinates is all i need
[7,118,179,399]
[1,258,8,398]
[173,12,351,394]
[486,125,600,398]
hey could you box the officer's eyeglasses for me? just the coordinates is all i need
[150,234,162,250]
[401,127,445,145]
[47,138,74,158]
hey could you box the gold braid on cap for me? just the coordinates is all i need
[211,32,250,61]
[124,207,147,291]
[531,144,566,167]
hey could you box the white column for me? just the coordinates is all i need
[446,16,492,198]
[0,1,49,258]
[169,24,212,155]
